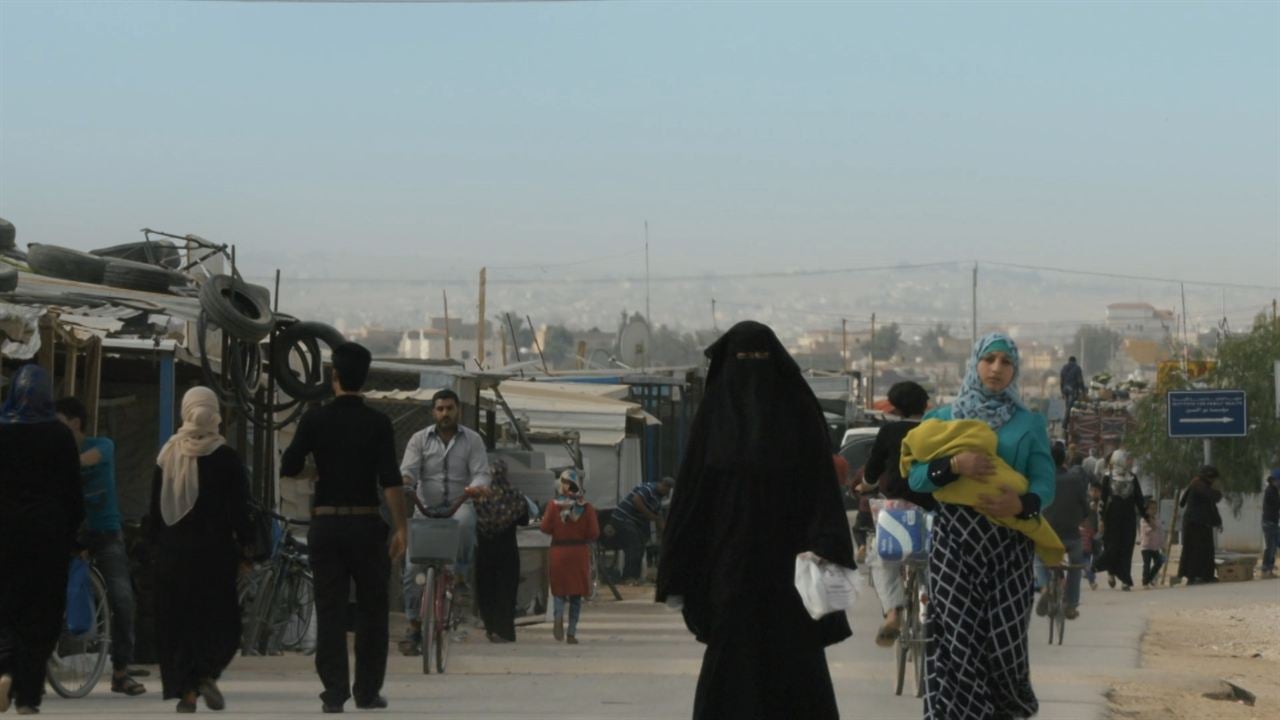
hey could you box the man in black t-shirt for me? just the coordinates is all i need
[281,342,408,713]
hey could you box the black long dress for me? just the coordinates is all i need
[1098,472,1145,588]
[475,505,530,642]
[1178,478,1222,582]
[0,420,83,710]
[657,322,855,720]
[148,445,252,700]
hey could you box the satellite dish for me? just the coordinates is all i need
[617,318,649,367]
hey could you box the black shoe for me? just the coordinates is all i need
[197,678,225,711]
[322,702,344,713]
[355,695,387,710]
[176,699,196,714]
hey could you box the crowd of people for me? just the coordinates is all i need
[1,321,1275,718]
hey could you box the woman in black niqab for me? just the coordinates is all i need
[657,321,855,720]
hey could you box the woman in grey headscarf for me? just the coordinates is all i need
[149,387,253,713]
[1095,449,1148,591]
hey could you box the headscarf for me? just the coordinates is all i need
[553,468,587,522]
[156,386,226,526]
[1082,456,1099,480]
[0,364,57,425]
[950,332,1026,431]
[1108,450,1136,499]
[473,458,528,537]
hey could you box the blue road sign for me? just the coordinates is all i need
[1167,390,1247,438]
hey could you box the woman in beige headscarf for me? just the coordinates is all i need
[148,387,253,713]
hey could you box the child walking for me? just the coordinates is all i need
[540,470,598,644]
[1140,499,1165,587]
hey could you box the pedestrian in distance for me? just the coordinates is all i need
[0,365,84,715]
[657,321,855,720]
[55,396,147,697]
[1037,447,1089,619]
[397,388,492,656]
[472,458,530,643]
[609,476,673,584]
[907,332,1055,720]
[1059,356,1086,434]
[1082,481,1104,591]
[1176,465,1223,586]
[1139,499,1165,588]
[861,380,935,647]
[540,469,598,645]
[1096,450,1147,591]
[148,386,254,713]
[280,342,409,713]
[1261,467,1279,579]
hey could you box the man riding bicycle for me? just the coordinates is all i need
[398,389,491,656]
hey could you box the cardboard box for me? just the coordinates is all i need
[1216,558,1256,583]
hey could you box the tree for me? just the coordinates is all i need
[920,323,953,361]
[1126,315,1280,497]
[870,322,901,361]
[1070,325,1122,376]
[540,324,576,368]
[494,312,535,355]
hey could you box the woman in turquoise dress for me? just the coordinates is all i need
[908,332,1056,720]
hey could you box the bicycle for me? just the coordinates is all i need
[408,495,468,675]
[894,555,930,698]
[239,511,314,656]
[46,561,111,698]
[1044,563,1086,645]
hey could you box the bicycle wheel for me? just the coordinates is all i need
[435,572,453,674]
[47,569,111,698]
[245,566,283,656]
[274,569,315,651]
[1054,593,1066,646]
[421,568,436,675]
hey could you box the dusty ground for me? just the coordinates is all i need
[1108,593,1280,720]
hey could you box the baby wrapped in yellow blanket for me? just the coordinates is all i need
[900,419,1065,566]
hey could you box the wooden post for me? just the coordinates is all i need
[500,321,509,367]
[576,341,587,370]
[64,342,80,399]
[841,318,848,372]
[84,336,102,436]
[37,314,56,375]
[442,289,452,360]
[528,315,550,373]
[868,313,876,409]
[477,268,487,369]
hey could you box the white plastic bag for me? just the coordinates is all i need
[794,552,861,620]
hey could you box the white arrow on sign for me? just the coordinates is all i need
[1181,418,1235,424]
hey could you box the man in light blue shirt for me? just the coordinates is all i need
[396,389,491,655]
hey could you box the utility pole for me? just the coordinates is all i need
[442,289,452,360]
[477,267,487,370]
[868,313,876,409]
[1180,282,1190,374]
[644,221,651,371]
[711,298,718,332]
[841,318,849,372]
[971,262,978,349]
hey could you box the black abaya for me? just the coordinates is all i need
[1098,474,1145,587]
[657,322,855,720]
[148,446,252,700]
[476,516,527,642]
[0,420,83,710]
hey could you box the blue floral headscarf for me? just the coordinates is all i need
[950,332,1026,431]
[0,364,58,425]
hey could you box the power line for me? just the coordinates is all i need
[982,260,1279,292]
[487,248,644,271]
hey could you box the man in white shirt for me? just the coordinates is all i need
[397,389,491,655]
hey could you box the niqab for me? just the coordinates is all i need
[156,386,226,526]
[657,321,854,643]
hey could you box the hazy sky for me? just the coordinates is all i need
[2,1,1277,298]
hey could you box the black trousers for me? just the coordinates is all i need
[308,515,390,707]
[0,514,69,709]
[475,531,520,642]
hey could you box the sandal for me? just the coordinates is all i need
[874,620,901,648]
[111,675,147,696]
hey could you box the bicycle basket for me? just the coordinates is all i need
[409,517,463,564]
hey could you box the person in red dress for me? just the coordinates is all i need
[540,470,599,644]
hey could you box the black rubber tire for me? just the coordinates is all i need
[200,274,274,342]
[271,320,345,401]
[102,259,178,294]
[0,266,16,292]
[0,217,14,251]
[90,240,181,269]
[26,244,108,284]
[2,248,28,263]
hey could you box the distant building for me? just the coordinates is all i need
[398,319,499,366]
[1105,303,1175,343]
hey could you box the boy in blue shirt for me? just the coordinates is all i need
[55,398,147,696]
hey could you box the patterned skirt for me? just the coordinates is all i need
[925,504,1039,720]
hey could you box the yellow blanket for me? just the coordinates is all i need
[899,419,1065,566]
